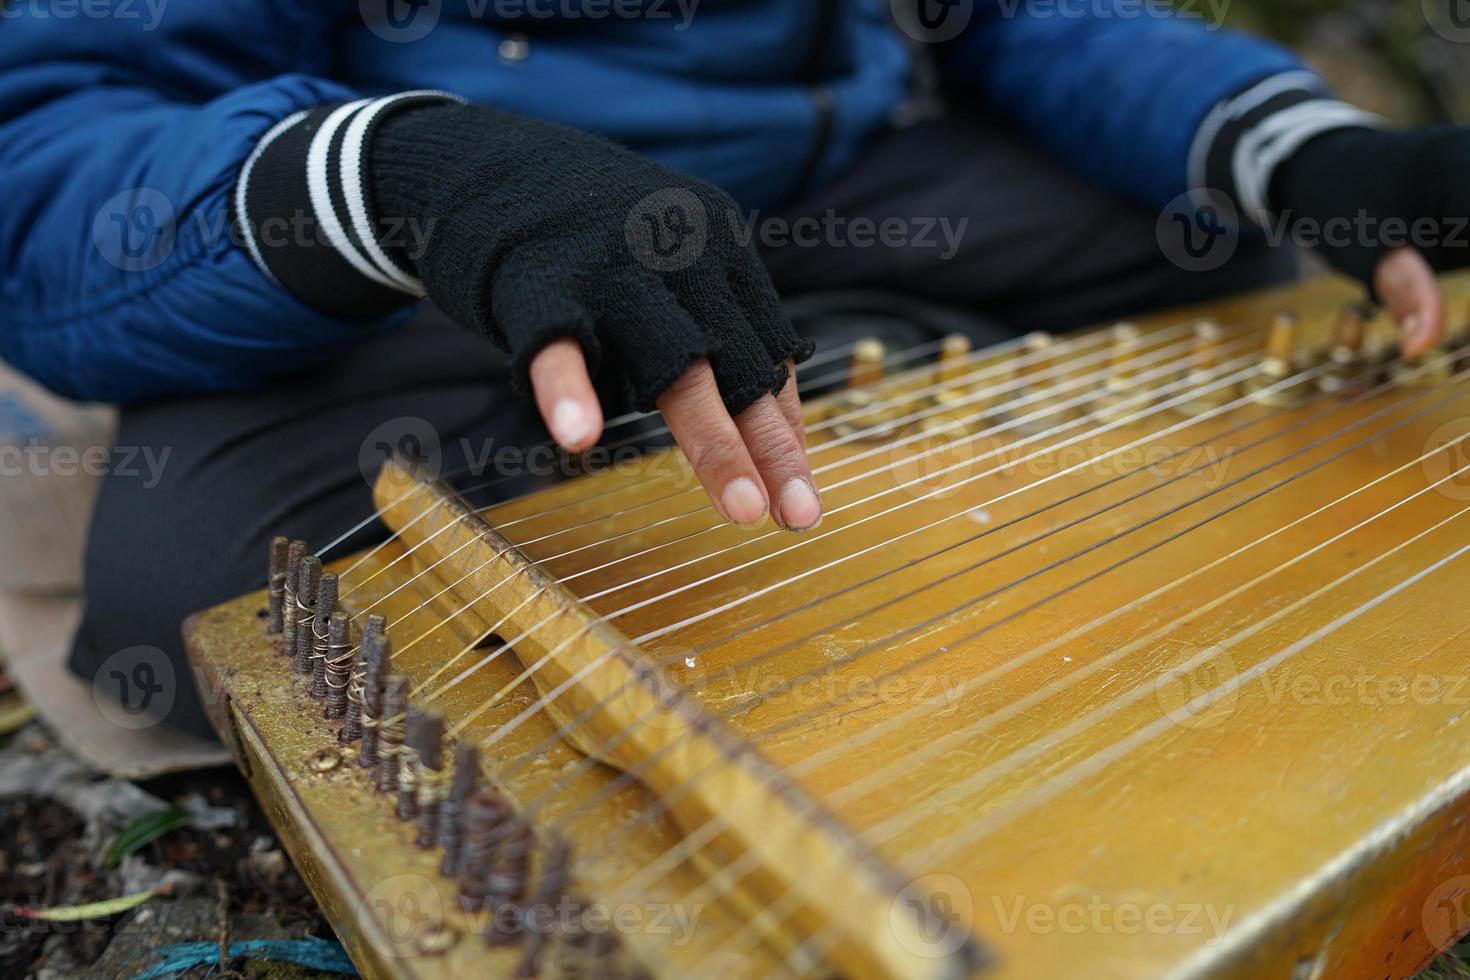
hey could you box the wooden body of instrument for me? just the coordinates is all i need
[186,274,1470,979]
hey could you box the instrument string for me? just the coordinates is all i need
[427,345,1281,727]
[323,336,949,593]
[424,350,1269,729]
[746,514,1470,980]
[509,362,1469,895]
[342,321,1178,621]
[389,328,1247,684]
[614,425,1470,978]
[538,359,1470,875]
[336,322,1134,605]
[315,337,894,561]
[770,511,1470,977]
[332,326,1107,601]
[652,449,1470,978]
[496,347,1453,808]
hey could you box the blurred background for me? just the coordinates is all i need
[1200,0,1470,124]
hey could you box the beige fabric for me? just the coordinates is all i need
[0,591,229,778]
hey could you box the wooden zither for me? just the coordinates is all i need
[187,273,1470,979]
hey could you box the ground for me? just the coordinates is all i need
[0,722,339,979]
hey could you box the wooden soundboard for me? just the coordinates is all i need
[186,273,1470,979]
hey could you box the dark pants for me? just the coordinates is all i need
[70,115,1299,737]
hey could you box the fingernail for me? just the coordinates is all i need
[1402,314,1422,340]
[721,477,768,528]
[552,399,594,449]
[777,478,822,532]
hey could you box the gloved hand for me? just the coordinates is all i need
[1270,125,1470,355]
[240,96,821,531]
[371,102,812,419]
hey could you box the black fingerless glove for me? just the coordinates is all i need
[1269,126,1470,288]
[234,93,810,416]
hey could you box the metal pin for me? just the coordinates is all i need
[343,615,386,744]
[1319,304,1370,394]
[460,788,513,913]
[398,706,426,821]
[293,556,321,675]
[1265,311,1298,373]
[357,631,391,767]
[1004,332,1072,433]
[832,339,903,440]
[375,675,408,794]
[1109,323,1142,382]
[322,612,352,720]
[936,334,972,384]
[517,836,572,978]
[1175,320,1234,416]
[281,539,306,655]
[440,743,480,876]
[1093,324,1148,420]
[1246,311,1306,406]
[267,537,288,634]
[921,335,983,439]
[850,339,886,388]
[485,817,535,946]
[310,572,339,698]
[414,714,446,848]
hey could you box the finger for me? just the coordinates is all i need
[775,361,806,447]
[657,360,769,528]
[735,393,821,531]
[1374,246,1446,358]
[529,337,603,453]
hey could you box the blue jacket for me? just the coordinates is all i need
[0,0,1306,403]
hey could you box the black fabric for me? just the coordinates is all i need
[1270,125,1470,288]
[370,102,813,416]
[239,103,412,320]
[1200,87,1326,211]
[72,113,1300,739]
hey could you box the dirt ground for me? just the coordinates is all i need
[0,722,340,979]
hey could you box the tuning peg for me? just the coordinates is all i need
[829,339,904,441]
[1175,320,1235,416]
[1244,312,1307,406]
[1092,324,1149,421]
[918,335,983,439]
[1318,303,1370,394]
[936,334,972,384]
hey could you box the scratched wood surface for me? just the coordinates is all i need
[190,272,1470,979]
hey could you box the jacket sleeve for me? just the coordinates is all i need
[0,4,405,403]
[936,2,1376,214]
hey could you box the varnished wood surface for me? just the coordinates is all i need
[190,273,1470,979]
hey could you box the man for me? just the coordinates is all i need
[1,1,1466,736]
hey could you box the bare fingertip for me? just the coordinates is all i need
[721,477,768,529]
[551,398,596,450]
[777,478,822,532]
